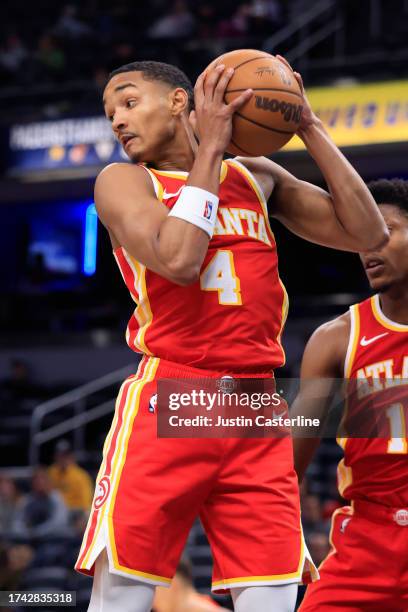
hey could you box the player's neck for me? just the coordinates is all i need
[150,127,196,172]
[379,287,408,325]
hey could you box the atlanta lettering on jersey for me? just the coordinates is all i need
[214,207,272,246]
[356,356,408,398]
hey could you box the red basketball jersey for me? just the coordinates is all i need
[114,159,288,373]
[338,294,408,506]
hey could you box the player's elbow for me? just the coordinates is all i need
[166,260,200,286]
[359,226,390,252]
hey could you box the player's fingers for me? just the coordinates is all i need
[213,67,234,104]
[188,110,198,137]
[276,54,293,71]
[227,89,253,113]
[203,64,225,100]
[293,71,305,94]
[194,72,205,107]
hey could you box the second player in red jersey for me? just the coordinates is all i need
[294,179,408,611]
[75,57,388,612]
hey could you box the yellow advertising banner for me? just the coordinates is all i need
[283,80,408,150]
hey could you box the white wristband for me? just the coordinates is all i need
[168,186,219,238]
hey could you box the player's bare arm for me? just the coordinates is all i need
[236,57,389,253]
[292,313,350,482]
[95,65,252,286]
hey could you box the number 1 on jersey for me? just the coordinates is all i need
[386,403,408,453]
[200,250,242,306]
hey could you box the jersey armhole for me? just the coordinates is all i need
[139,165,164,202]
[343,304,360,378]
[226,158,274,236]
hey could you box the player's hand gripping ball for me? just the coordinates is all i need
[205,49,304,156]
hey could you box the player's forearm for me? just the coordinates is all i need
[155,219,209,285]
[155,147,223,285]
[186,144,224,195]
[293,437,321,482]
[299,120,389,251]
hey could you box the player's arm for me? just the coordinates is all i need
[291,314,349,482]
[95,158,214,286]
[236,59,389,253]
[237,150,388,253]
[96,66,252,286]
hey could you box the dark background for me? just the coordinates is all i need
[0,1,407,609]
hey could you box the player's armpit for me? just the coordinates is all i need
[95,163,209,286]
[291,315,349,481]
[233,156,275,201]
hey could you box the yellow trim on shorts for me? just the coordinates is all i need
[212,570,301,588]
[78,356,151,569]
[107,358,160,571]
[110,565,171,584]
[212,522,317,589]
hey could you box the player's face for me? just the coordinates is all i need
[103,71,177,163]
[360,204,408,292]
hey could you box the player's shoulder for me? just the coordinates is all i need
[230,156,282,200]
[311,311,351,342]
[96,162,147,185]
[232,155,277,174]
[94,163,154,209]
[303,311,351,376]
[233,155,291,178]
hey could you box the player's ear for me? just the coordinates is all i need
[170,88,189,116]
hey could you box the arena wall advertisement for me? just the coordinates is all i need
[6,80,408,176]
[284,79,408,150]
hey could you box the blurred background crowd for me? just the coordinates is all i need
[1,0,407,120]
[1,0,408,610]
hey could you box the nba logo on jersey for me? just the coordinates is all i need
[203,201,213,219]
[148,393,157,413]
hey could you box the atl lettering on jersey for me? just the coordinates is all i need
[338,295,408,507]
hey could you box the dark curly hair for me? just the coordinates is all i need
[108,61,194,112]
[367,178,408,218]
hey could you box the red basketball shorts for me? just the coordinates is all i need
[75,356,317,592]
[299,500,408,611]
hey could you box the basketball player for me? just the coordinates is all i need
[75,58,388,612]
[294,179,408,611]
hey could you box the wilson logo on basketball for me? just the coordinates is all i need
[254,96,303,124]
[94,476,111,509]
[254,67,275,77]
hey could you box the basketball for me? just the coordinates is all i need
[206,49,303,156]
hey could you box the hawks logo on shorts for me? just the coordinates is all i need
[94,476,111,510]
